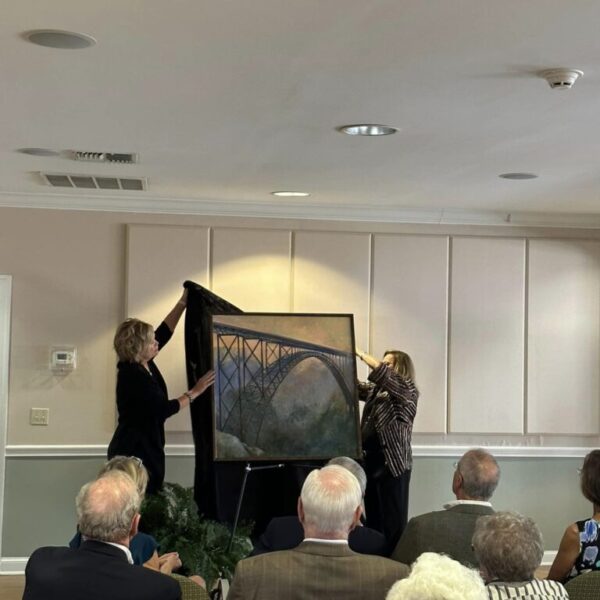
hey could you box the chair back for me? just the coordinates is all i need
[170,573,210,600]
[564,571,600,600]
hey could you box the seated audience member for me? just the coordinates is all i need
[70,456,205,589]
[252,456,387,556]
[392,448,499,567]
[228,465,409,600]
[386,552,486,600]
[23,471,181,600]
[70,456,177,571]
[548,449,600,583]
[472,511,569,599]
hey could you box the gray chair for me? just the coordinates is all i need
[564,571,600,600]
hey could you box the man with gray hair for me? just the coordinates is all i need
[23,471,180,600]
[391,448,500,568]
[229,465,408,600]
[251,456,386,556]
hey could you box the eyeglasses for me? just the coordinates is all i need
[129,456,143,467]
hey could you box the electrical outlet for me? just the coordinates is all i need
[30,408,49,426]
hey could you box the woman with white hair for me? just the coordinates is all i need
[386,552,486,600]
[472,511,569,599]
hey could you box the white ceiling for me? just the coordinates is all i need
[3,1,600,225]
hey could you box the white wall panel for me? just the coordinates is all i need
[293,232,370,367]
[528,240,600,434]
[449,237,525,433]
[211,228,291,312]
[127,225,210,432]
[372,235,448,433]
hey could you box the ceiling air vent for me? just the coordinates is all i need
[40,172,146,191]
[70,151,138,164]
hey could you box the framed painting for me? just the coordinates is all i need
[211,313,361,461]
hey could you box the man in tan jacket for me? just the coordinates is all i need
[228,465,408,600]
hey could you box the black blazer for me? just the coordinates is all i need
[107,322,180,493]
[23,540,181,600]
[251,515,388,557]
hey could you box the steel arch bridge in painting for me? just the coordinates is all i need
[213,321,355,448]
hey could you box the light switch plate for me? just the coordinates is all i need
[30,407,49,426]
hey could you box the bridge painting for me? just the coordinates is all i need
[212,314,361,461]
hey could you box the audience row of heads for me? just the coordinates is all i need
[76,448,500,546]
[76,447,571,600]
[302,448,501,538]
[75,454,368,546]
[389,511,546,599]
[301,448,549,600]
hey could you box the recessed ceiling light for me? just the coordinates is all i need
[17,147,60,157]
[499,172,538,180]
[271,191,310,197]
[23,29,96,49]
[337,124,398,136]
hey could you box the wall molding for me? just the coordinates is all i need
[5,444,594,459]
[3,190,600,229]
[0,557,28,574]
[0,277,12,565]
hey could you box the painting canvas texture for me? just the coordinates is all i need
[212,313,360,461]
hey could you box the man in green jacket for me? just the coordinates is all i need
[391,448,500,568]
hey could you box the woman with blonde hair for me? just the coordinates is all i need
[356,348,419,551]
[107,288,215,494]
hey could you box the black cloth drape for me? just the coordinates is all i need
[183,281,316,534]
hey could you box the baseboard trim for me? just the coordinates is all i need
[4,444,593,459]
[0,557,28,574]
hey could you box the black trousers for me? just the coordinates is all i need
[363,466,411,554]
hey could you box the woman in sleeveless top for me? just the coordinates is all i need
[548,449,600,582]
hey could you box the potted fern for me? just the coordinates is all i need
[141,482,253,588]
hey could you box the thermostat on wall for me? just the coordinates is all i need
[50,346,77,373]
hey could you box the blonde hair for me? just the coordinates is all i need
[98,456,149,498]
[384,350,416,382]
[113,318,154,362]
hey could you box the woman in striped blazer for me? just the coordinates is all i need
[357,348,419,553]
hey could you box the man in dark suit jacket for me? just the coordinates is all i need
[252,514,387,556]
[23,471,181,600]
[391,448,500,568]
[252,457,386,557]
[229,465,408,600]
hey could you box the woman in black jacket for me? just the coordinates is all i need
[108,289,214,494]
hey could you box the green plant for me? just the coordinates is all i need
[141,483,253,588]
